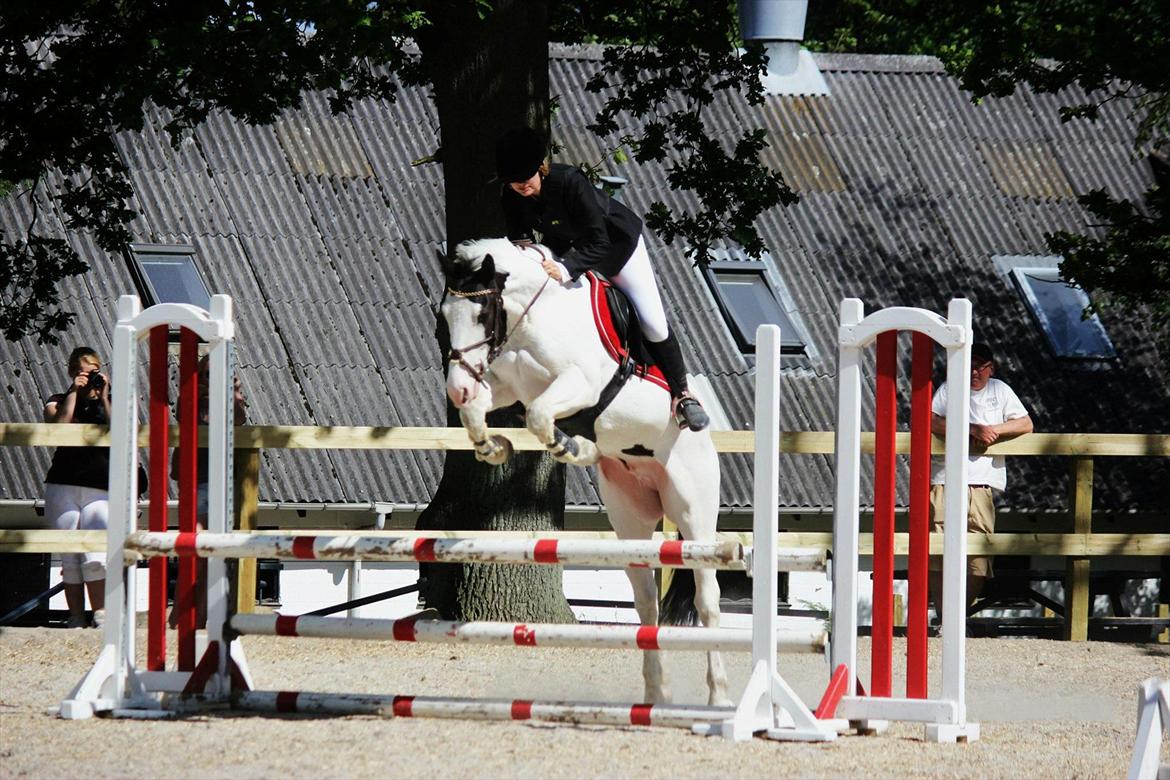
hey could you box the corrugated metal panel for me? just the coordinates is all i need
[66,231,140,310]
[129,168,236,237]
[978,140,1075,199]
[822,132,915,197]
[761,130,846,193]
[296,175,404,241]
[349,96,442,186]
[114,104,205,173]
[0,360,53,499]
[238,234,348,303]
[195,110,290,175]
[928,194,1030,256]
[322,237,441,308]
[900,136,1000,199]
[275,92,374,179]
[381,366,447,499]
[268,299,376,369]
[1023,83,1139,146]
[212,171,317,238]
[295,363,430,503]
[16,295,114,366]
[385,178,446,244]
[351,302,441,371]
[1008,198,1098,252]
[1051,141,1151,203]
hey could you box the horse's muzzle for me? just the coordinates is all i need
[446,363,480,407]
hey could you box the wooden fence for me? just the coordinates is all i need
[2,423,1167,641]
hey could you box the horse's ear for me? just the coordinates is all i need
[477,253,496,282]
[436,248,455,279]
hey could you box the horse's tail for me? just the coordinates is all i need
[658,532,699,627]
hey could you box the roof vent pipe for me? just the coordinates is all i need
[739,0,829,96]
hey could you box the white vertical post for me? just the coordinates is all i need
[751,324,781,682]
[348,561,364,619]
[710,324,832,743]
[940,299,972,718]
[205,295,233,690]
[108,295,142,703]
[831,299,864,695]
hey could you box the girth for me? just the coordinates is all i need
[556,360,636,443]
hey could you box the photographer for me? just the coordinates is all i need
[43,346,112,629]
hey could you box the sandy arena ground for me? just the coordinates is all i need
[1,625,1166,779]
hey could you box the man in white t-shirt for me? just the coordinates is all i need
[929,342,1033,613]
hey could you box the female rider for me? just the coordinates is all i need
[495,126,709,432]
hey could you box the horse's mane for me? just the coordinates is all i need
[452,237,518,276]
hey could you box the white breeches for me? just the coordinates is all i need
[44,483,109,584]
[611,237,669,343]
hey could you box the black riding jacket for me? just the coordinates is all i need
[501,163,643,281]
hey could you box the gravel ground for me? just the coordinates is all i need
[1,625,1166,779]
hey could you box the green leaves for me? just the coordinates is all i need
[1048,185,1170,327]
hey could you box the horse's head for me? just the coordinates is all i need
[440,239,524,407]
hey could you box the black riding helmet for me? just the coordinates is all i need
[496,126,546,183]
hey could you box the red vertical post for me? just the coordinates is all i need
[177,328,199,671]
[872,330,897,699]
[907,332,933,698]
[147,327,170,671]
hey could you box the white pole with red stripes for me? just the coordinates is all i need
[230,613,828,654]
[123,532,830,572]
[233,690,735,730]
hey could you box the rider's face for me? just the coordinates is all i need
[509,172,541,198]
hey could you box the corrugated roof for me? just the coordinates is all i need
[1,48,1167,516]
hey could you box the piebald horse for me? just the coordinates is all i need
[441,237,728,706]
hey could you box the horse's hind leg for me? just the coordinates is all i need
[627,566,670,704]
[660,439,730,707]
[597,457,670,704]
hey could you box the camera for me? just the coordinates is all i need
[87,369,106,393]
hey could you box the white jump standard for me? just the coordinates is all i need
[831,298,980,743]
[60,295,245,719]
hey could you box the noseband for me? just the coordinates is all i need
[446,244,552,387]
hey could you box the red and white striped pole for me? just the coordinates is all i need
[234,690,734,731]
[123,533,811,571]
[230,613,828,654]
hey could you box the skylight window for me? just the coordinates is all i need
[702,259,807,356]
[1011,267,1116,359]
[126,243,211,310]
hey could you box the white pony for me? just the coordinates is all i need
[441,237,728,706]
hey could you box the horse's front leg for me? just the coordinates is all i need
[458,383,518,466]
[525,368,600,466]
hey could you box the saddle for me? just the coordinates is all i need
[558,273,669,441]
[586,272,669,392]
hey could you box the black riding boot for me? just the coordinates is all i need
[646,331,709,432]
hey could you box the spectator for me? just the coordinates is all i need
[929,342,1033,614]
[43,346,111,628]
[169,354,247,628]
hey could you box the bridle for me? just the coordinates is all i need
[445,243,551,387]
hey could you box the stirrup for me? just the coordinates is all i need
[674,396,709,432]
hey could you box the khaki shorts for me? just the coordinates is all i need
[928,484,995,578]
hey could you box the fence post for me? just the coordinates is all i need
[1064,457,1093,642]
[234,447,261,614]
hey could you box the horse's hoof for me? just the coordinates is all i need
[477,435,513,465]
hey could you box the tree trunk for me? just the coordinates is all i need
[415,1,573,623]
